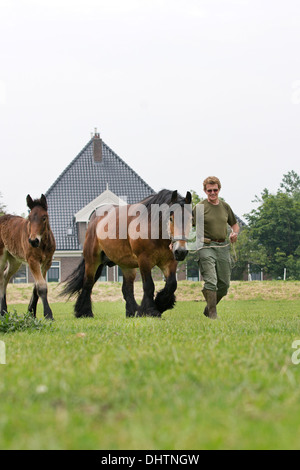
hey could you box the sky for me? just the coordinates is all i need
[1,0,300,221]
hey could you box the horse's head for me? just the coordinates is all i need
[26,194,49,248]
[169,190,192,261]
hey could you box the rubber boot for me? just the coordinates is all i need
[202,289,208,317]
[202,288,218,319]
[203,290,225,317]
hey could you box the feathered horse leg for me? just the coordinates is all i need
[155,259,177,314]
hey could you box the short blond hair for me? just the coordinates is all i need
[203,176,221,191]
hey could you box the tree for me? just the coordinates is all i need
[190,189,203,206]
[231,227,268,280]
[279,170,300,198]
[244,171,300,279]
[0,192,6,216]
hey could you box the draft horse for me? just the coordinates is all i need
[62,189,192,318]
[0,195,56,320]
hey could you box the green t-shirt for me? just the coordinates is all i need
[197,199,237,240]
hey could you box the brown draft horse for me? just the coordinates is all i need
[0,195,56,320]
[62,189,192,318]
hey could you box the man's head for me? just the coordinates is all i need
[203,176,221,204]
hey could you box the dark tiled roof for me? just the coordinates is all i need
[45,138,154,251]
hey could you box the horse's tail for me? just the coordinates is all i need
[60,258,86,298]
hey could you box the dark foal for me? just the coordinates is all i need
[0,195,56,320]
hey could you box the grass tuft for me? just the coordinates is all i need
[0,311,53,333]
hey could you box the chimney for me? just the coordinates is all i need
[93,128,102,163]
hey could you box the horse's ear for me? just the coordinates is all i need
[26,195,34,210]
[185,191,192,205]
[41,194,48,211]
[171,190,178,203]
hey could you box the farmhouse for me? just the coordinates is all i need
[44,131,157,283]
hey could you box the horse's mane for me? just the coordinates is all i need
[139,189,185,210]
[29,199,46,209]
[27,195,48,211]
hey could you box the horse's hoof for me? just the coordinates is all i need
[137,309,162,318]
[150,310,162,318]
[74,311,94,318]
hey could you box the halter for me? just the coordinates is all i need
[170,235,189,244]
[168,204,191,246]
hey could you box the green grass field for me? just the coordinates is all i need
[0,282,300,450]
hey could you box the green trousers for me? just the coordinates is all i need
[198,242,232,297]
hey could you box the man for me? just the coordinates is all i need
[194,176,239,319]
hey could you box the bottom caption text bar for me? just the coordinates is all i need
[99,453,201,466]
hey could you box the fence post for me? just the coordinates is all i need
[248,264,252,281]
[0,341,6,365]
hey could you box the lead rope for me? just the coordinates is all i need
[230,228,238,265]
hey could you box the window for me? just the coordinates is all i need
[187,259,200,281]
[47,261,60,283]
[13,264,28,284]
[118,267,123,282]
[98,266,107,282]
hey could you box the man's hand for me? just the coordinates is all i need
[230,224,239,243]
[230,231,238,243]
